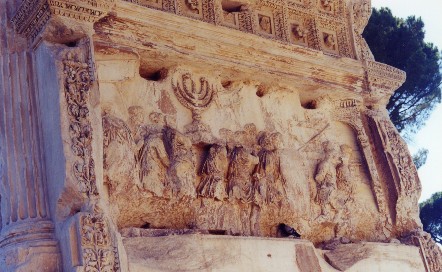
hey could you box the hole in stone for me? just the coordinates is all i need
[222,80,232,88]
[301,101,317,109]
[140,222,151,229]
[256,89,265,97]
[221,0,244,12]
[139,67,168,81]
[208,229,227,235]
[64,41,79,47]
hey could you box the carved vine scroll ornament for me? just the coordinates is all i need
[63,52,98,197]
[81,214,120,272]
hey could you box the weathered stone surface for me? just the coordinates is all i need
[295,244,322,272]
[324,243,426,272]
[0,0,439,271]
[122,233,426,272]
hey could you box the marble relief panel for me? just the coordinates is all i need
[96,53,382,243]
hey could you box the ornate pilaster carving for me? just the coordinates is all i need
[64,211,120,271]
[366,110,421,232]
[63,52,98,197]
[80,213,120,272]
[61,49,121,271]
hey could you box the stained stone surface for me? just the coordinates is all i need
[122,232,426,272]
[1,0,441,271]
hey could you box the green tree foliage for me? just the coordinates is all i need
[363,8,442,133]
[419,192,442,243]
[412,148,428,169]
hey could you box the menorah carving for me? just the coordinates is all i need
[172,70,216,142]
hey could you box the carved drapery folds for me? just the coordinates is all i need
[102,107,294,235]
[197,144,229,200]
[314,141,340,219]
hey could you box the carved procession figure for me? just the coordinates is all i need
[138,112,171,198]
[164,126,197,200]
[127,106,145,147]
[228,146,259,203]
[197,144,229,200]
[336,144,353,197]
[228,145,259,235]
[102,111,138,194]
[253,132,287,207]
[314,141,340,219]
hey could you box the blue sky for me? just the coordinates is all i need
[371,0,442,202]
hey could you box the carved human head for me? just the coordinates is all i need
[165,115,177,128]
[270,132,284,150]
[244,123,257,136]
[219,128,234,143]
[128,106,144,125]
[259,15,271,33]
[149,112,164,125]
[292,25,307,39]
[340,144,352,155]
[323,33,336,48]
[186,0,199,11]
[321,0,332,9]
